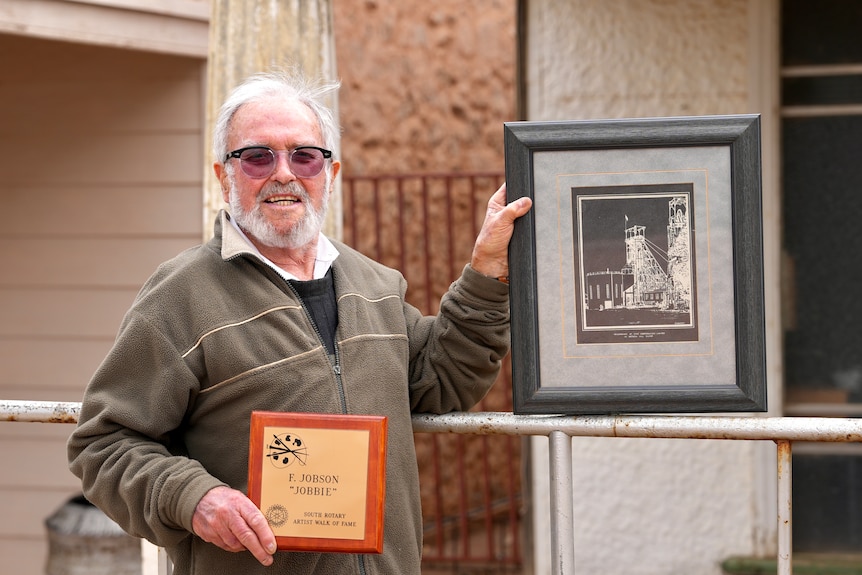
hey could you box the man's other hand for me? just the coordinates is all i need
[192,486,277,566]
[470,183,532,280]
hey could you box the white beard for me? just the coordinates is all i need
[228,178,329,250]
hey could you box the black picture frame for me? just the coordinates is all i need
[504,114,766,415]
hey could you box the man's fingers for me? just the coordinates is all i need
[488,183,531,220]
[192,486,276,566]
[245,505,278,554]
[236,503,277,564]
[231,525,273,565]
[501,196,532,222]
[217,528,244,552]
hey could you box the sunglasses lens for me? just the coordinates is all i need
[234,147,327,178]
[238,148,276,178]
[290,148,325,178]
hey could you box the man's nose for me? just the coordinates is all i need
[271,150,298,182]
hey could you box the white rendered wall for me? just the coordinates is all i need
[523,1,781,573]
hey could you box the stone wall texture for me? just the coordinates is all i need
[333,0,518,176]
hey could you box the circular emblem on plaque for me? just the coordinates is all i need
[265,504,288,527]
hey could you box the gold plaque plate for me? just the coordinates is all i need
[248,411,387,553]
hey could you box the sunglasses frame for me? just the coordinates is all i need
[224,145,333,179]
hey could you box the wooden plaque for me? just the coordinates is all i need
[248,411,387,553]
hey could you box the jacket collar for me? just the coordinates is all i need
[218,210,255,261]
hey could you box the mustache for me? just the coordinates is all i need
[258,180,309,202]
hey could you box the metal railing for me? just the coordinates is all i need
[5,399,862,575]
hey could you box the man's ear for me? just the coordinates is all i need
[329,161,342,195]
[214,162,230,203]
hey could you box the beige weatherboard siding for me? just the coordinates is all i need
[0,0,209,57]
[0,28,205,575]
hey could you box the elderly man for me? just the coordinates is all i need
[68,71,531,575]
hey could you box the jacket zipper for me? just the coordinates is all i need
[285,282,365,574]
[283,282,348,415]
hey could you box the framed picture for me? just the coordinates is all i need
[504,114,766,414]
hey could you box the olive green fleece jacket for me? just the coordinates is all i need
[67,211,511,575]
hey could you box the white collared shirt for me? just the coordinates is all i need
[228,216,339,281]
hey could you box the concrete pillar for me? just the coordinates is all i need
[203,0,340,240]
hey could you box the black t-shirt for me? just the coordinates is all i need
[288,268,338,356]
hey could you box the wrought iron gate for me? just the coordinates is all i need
[342,172,523,573]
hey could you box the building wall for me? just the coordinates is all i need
[332,0,517,175]
[0,35,205,574]
[524,1,779,574]
[0,1,518,572]
[524,0,749,121]
[0,1,789,573]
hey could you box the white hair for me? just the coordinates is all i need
[213,70,341,164]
